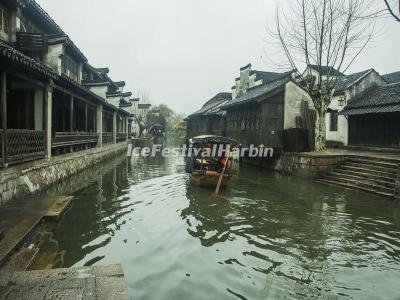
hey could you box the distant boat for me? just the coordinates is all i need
[185,135,240,189]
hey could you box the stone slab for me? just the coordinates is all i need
[0,196,73,268]
[43,196,73,222]
[0,264,128,300]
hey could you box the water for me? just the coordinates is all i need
[31,155,400,300]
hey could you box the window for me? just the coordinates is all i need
[330,110,338,131]
[62,55,79,82]
[0,5,10,38]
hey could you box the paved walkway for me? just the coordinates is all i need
[0,264,128,300]
[302,148,400,161]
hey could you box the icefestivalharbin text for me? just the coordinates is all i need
[127,144,274,158]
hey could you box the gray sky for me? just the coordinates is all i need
[37,0,400,115]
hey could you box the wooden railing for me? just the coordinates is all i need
[5,130,46,163]
[52,132,99,149]
[117,133,127,143]
[102,132,114,145]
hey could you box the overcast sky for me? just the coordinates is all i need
[37,0,400,115]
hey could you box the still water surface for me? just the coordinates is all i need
[32,155,400,299]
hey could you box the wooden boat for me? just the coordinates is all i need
[186,135,239,189]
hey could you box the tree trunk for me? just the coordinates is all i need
[315,108,327,151]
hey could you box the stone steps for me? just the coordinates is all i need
[318,156,399,198]
[332,168,395,183]
[329,171,395,188]
[323,174,395,194]
[340,165,396,177]
[344,162,398,175]
[317,178,395,198]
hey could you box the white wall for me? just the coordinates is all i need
[326,95,348,145]
[43,43,64,74]
[89,85,108,99]
[283,81,313,129]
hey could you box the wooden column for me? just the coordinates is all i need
[96,104,103,148]
[44,81,53,159]
[1,71,7,165]
[85,103,88,132]
[69,95,74,132]
[113,111,117,144]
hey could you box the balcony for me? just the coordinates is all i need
[16,32,48,53]
[52,132,99,153]
[102,132,113,145]
[1,130,46,164]
[117,133,127,143]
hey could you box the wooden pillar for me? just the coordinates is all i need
[113,111,117,144]
[96,104,103,147]
[85,103,88,132]
[69,95,74,132]
[44,81,53,159]
[1,71,7,165]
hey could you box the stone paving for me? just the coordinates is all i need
[0,264,128,300]
[0,196,72,267]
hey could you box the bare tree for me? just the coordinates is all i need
[384,0,400,22]
[274,0,377,151]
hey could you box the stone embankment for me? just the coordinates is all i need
[0,142,127,206]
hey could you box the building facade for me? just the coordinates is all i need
[188,63,400,151]
[0,0,134,167]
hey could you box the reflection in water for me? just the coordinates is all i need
[31,155,400,300]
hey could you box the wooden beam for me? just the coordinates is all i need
[53,84,97,107]
[1,71,7,165]
[2,67,47,89]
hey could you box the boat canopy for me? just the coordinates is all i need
[190,135,240,147]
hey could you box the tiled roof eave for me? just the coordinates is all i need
[341,103,400,115]
[0,41,58,79]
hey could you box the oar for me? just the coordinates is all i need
[213,146,231,198]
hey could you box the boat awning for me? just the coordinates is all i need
[190,135,240,147]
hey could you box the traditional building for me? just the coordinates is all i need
[186,92,231,138]
[326,69,386,146]
[341,82,400,148]
[0,0,133,166]
[223,64,313,151]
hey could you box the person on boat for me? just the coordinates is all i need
[217,154,228,172]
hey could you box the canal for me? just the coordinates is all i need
[31,154,400,299]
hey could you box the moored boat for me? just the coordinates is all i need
[185,135,240,189]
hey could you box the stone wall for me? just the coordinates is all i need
[244,153,347,178]
[274,153,347,178]
[0,142,127,206]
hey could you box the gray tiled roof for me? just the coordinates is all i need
[309,65,345,76]
[188,93,232,118]
[224,76,291,109]
[382,71,400,84]
[0,40,57,79]
[341,83,400,115]
[250,70,291,84]
[334,69,373,94]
